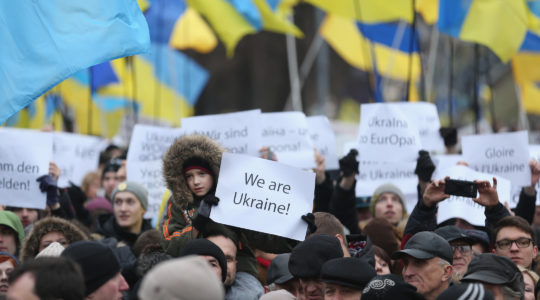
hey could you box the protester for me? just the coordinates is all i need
[101,158,122,201]
[465,229,491,255]
[373,246,392,275]
[20,216,87,261]
[178,238,227,282]
[94,181,152,249]
[289,235,344,300]
[518,265,539,300]
[492,216,538,269]
[62,240,130,300]
[0,252,18,299]
[260,289,297,300]
[7,256,85,300]
[362,274,425,300]
[434,225,476,282]
[368,183,409,236]
[138,256,225,300]
[461,253,524,300]
[392,231,453,300]
[311,212,352,257]
[0,211,24,258]
[321,257,376,300]
[264,253,302,298]
[4,207,39,232]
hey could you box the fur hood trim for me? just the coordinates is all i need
[162,135,225,209]
[20,217,88,262]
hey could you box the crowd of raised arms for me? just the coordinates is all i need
[2,128,540,300]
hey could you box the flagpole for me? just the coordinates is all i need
[473,44,480,134]
[285,14,303,112]
[88,69,93,135]
[130,56,138,125]
[353,0,376,102]
[448,37,454,126]
[406,0,417,100]
[483,48,496,132]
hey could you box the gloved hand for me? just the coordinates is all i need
[415,150,435,182]
[192,195,220,231]
[36,175,59,206]
[339,149,359,177]
[301,213,317,235]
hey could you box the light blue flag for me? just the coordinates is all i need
[0,0,150,124]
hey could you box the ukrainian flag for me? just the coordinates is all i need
[187,0,302,56]
[437,0,528,62]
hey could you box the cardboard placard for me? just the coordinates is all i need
[307,116,339,170]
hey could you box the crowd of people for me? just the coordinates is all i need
[2,128,540,300]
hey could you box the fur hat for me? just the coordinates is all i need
[162,135,224,209]
[138,256,225,300]
[20,217,88,262]
[370,183,407,218]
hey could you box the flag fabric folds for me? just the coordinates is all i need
[305,0,414,23]
[437,0,528,62]
[0,0,150,125]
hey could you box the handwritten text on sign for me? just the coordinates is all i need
[213,153,314,241]
[462,131,531,187]
[0,129,52,209]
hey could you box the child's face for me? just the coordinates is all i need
[185,168,214,197]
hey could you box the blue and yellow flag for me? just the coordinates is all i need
[187,0,302,56]
[438,0,528,62]
[0,0,151,125]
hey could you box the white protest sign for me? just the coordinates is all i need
[432,154,464,181]
[53,132,103,188]
[462,131,531,187]
[528,145,540,205]
[393,102,445,152]
[437,165,511,226]
[357,103,421,162]
[355,161,418,213]
[261,112,315,169]
[0,129,52,209]
[213,153,314,241]
[307,116,339,170]
[181,110,262,156]
[127,124,184,218]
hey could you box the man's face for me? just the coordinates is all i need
[0,260,14,297]
[12,208,38,228]
[450,241,474,282]
[103,171,119,199]
[323,283,362,300]
[88,272,129,300]
[113,191,145,233]
[402,256,451,298]
[6,272,39,300]
[200,255,223,282]
[0,226,17,255]
[493,226,538,268]
[39,231,68,252]
[299,278,324,300]
[374,193,403,224]
[206,235,237,287]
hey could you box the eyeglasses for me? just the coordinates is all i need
[495,238,533,250]
[451,245,472,254]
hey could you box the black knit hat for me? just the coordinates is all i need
[289,234,343,278]
[183,157,214,177]
[362,274,424,300]
[61,241,121,296]
[321,257,376,289]
[179,239,227,282]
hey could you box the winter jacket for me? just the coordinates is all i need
[159,135,293,276]
[94,213,153,250]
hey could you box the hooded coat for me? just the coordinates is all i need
[20,216,88,262]
[160,135,294,273]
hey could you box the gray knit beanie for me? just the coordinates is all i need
[111,181,148,210]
